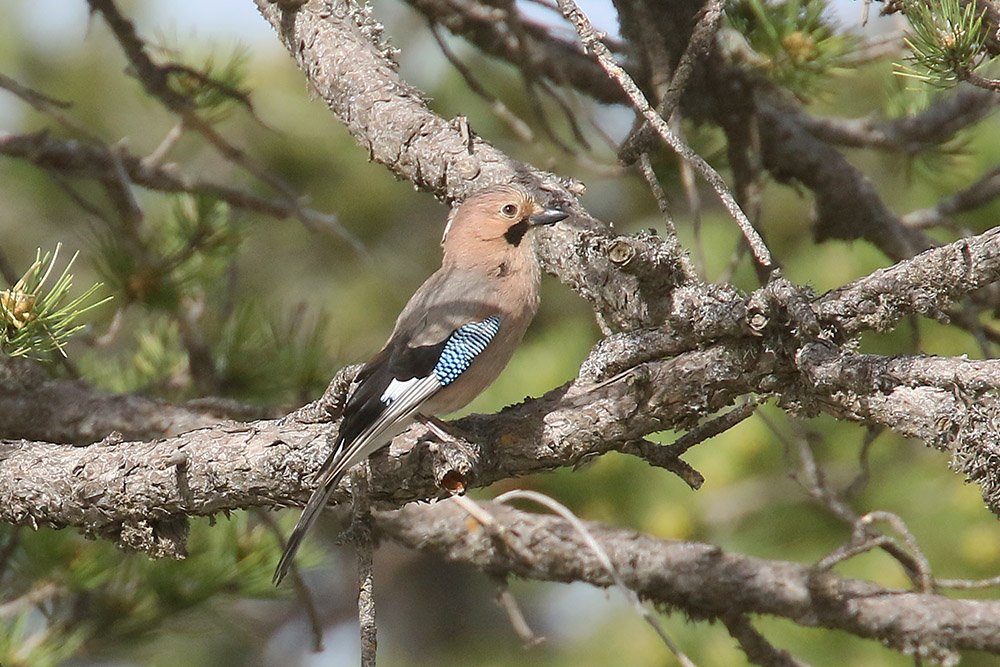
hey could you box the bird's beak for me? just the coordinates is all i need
[528,207,569,226]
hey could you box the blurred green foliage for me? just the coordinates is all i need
[898,0,996,87]
[1,1,1000,666]
[726,0,855,99]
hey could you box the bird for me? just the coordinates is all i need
[273,184,569,585]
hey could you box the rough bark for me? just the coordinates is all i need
[5,223,1000,538]
[378,501,1000,661]
[3,0,1000,660]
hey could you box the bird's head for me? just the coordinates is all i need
[441,185,569,268]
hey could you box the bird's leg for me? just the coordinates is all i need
[415,413,461,443]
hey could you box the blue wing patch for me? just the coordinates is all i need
[433,315,502,386]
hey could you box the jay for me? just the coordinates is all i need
[274,184,568,584]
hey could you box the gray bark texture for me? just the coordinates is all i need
[4,0,1000,658]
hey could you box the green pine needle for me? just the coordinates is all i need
[897,0,994,87]
[725,0,855,99]
[0,244,111,360]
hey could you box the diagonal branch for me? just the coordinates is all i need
[403,0,626,104]
[4,213,1000,537]
[252,0,690,333]
[793,87,999,151]
[903,164,1000,228]
[555,0,774,271]
[0,131,347,238]
[816,225,1000,335]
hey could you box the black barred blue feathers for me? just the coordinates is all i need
[434,316,502,386]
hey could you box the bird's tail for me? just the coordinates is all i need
[273,396,430,585]
[272,466,348,586]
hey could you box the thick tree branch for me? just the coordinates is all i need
[0,355,268,445]
[792,344,1000,513]
[0,335,771,550]
[253,0,690,333]
[793,87,999,151]
[376,500,1000,660]
[816,225,1000,336]
[4,0,1000,661]
[4,213,1000,535]
[6,295,1000,548]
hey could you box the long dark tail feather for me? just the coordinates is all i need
[272,468,348,586]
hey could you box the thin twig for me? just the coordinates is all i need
[842,426,882,500]
[536,77,591,149]
[636,153,696,277]
[104,143,145,232]
[615,438,705,489]
[616,401,759,489]
[672,400,759,455]
[256,510,325,652]
[493,577,544,647]
[662,0,727,120]
[959,67,1000,93]
[619,0,728,162]
[722,613,812,667]
[717,236,748,285]
[523,77,575,154]
[86,0,367,255]
[50,173,115,224]
[1,130,362,250]
[856,511,934,593]
[158,62,258,115]
[674,117,706,276]
[505,0,579,153]
[763,414,932,588]
[428,23,534,142]
[0,73,99,141]
[813,510,935,594]
[142,120,186,168]
[903,165,1000,228]
[492,489,697,667]
[353,462,377,667]
[548,0,775,269]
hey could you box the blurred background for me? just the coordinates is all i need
[2,0,1000,665]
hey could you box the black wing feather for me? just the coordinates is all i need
[337,335,448,450]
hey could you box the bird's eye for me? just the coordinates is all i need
[501,203,518,218]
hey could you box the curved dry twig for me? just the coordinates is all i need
[492,489,696,666]
[555,0,774,271]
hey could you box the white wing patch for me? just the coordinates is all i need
[381,377,423,404]
[321,374,444,489]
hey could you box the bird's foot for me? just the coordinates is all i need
[415,413,460,443]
